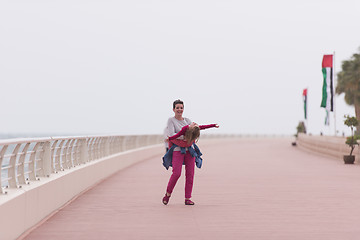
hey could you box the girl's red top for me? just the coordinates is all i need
[168,124,217,148]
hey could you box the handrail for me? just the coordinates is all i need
[0,134,163,194]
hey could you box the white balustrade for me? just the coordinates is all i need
[0,135,163,194]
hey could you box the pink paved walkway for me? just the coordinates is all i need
[21,138,360,240]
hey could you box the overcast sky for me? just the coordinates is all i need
[1,0,359,138]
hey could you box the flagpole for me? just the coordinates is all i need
[306,87,308,133]
[303,88,308,133]
[333,51,337,136]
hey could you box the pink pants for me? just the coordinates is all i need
[166,151,195,199]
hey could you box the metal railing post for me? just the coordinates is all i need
[42,141,51,177]
[80,139,88,164]
[105,137,110,157]
[8,144,21,188]
[0,145,8,194]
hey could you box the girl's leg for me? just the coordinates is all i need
[166,151,184,195]
[184,152,196,199]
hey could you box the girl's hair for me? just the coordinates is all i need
[173,99,184,109]
[184,125,200,144]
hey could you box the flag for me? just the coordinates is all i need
[302,88,307,119]
[320,54,334,112]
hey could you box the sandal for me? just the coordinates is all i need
[162,194,170,205]
[185,199,195,205]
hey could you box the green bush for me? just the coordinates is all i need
[344,115,359,156]
[296,121,306,137]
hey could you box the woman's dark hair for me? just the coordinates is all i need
[173,99,184,109]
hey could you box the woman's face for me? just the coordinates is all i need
[173,104,184,118]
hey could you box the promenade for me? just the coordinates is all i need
[20,138,360,240]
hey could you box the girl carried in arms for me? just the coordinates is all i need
[167,122,219,148]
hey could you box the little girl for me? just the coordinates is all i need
[167,122,219,148]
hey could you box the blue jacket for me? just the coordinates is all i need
[162,143,203,170]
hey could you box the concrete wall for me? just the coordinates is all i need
[297,133,360,161]
[0,144,163,240]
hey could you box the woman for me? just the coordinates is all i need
[162,99,218,205]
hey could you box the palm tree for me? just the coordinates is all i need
[336,48,360,133]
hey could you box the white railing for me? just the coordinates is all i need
[0,135,163,194]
